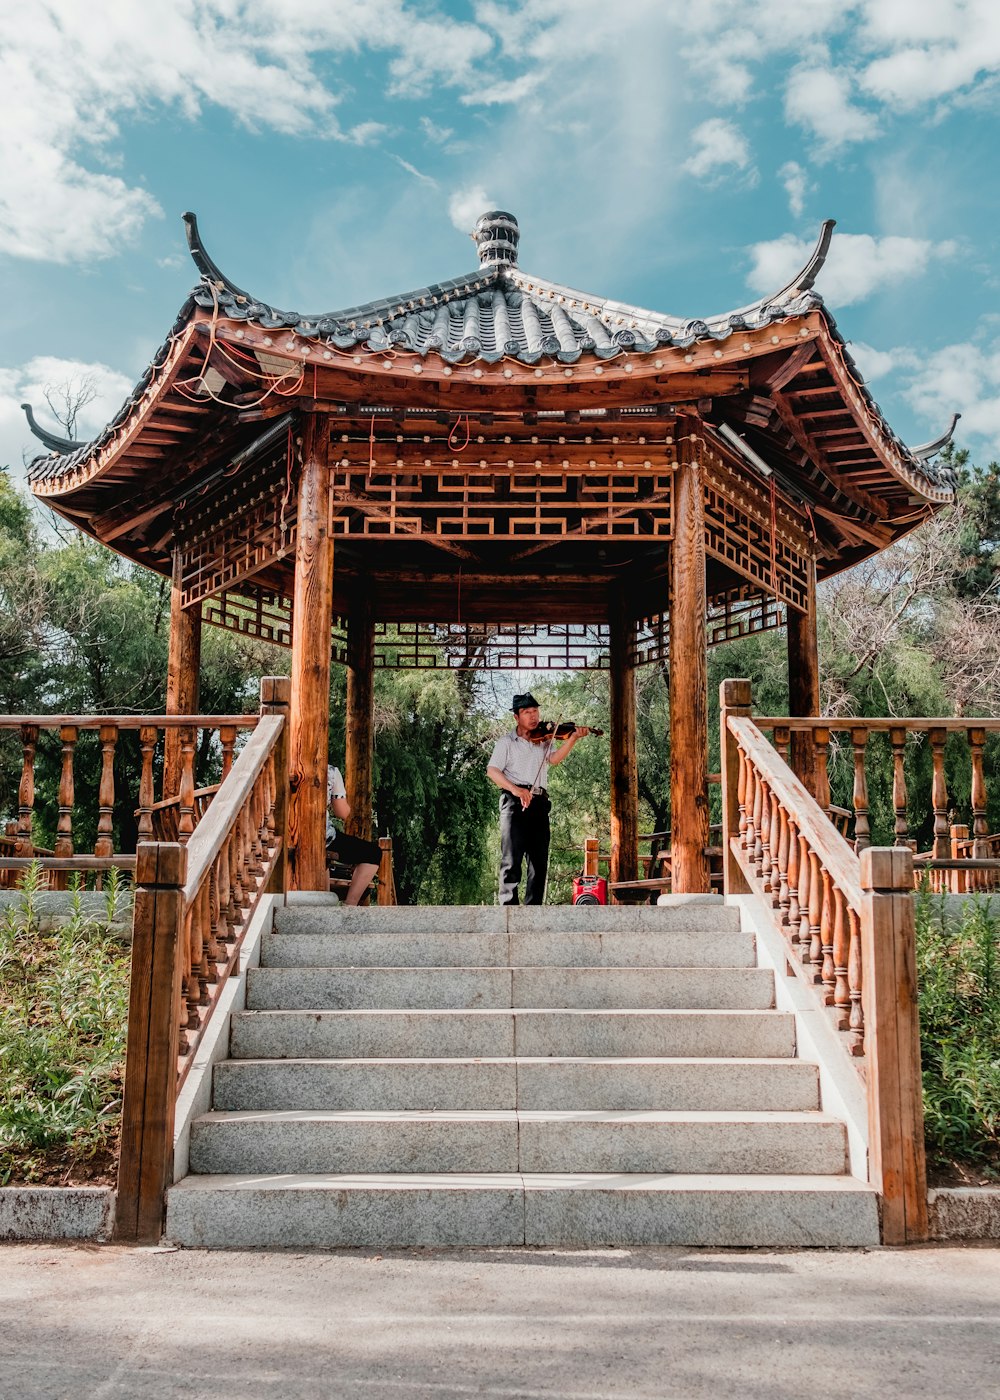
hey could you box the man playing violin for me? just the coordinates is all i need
[486,692,592,905]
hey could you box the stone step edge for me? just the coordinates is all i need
[193,1108,843,1126]
[217,1055,812,1068]
[250,964,767,973]
[232,1008,792,1019]
[170,1171,874,1193]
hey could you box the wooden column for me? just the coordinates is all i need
[163,548,202,800]
[609,584,638,887]
[288,413,334,891]
[345,585,375,841]
[859,847,928,1244]
[720,678,752,896]
[260,676,291,897]
[788,556,820,798]
[669,420,711,893]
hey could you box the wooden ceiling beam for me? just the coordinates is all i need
[771,390,889,520]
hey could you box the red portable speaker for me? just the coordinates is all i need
[572,874,608,905]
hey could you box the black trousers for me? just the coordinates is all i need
[499,791,551,905]
[326,830,382,868]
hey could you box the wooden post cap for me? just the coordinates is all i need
[720,678,752,708]
[135,842,187,887]
[860,846,913,891]
[260,676,291,706]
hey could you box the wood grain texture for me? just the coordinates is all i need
[163,548,202,799]
[609,583,638,887]
[669,421,710,893]
[787,555,820,798]
[288,413,334,890]
[345,586,375,842]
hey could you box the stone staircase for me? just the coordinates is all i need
[166,900,879,1248]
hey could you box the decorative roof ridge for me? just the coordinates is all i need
[912,413,961,462]
[21,403,81,455]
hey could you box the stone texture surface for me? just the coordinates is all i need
[508,930,755,968]
[247,965,514,1011]
[510,1009,795,1058]
[521,1173,880,1247]
[510,966,773,1010]
[928,1187,1000,1240]
[262,930,512,968]
[213,1057,518,1112]
[190,1111,520,1175]
[166,1174,526,1249]
[513,1057,819,1112]
[230,1008,517,1060]
[0,1187,115,1241]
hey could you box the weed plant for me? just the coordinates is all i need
[0,865,131,1184]
[916,888,1000,1176]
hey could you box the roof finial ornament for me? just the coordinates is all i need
[21,403,80,454]
[473,211,519,269]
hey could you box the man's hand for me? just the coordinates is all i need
[512,785,533,810]
[571,726,591,738]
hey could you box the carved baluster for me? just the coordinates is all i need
[950,824,969,895]
[220,725,237,781]
[192,883,211,1002]
[759,778,773,887]
[228,827,244,923]
[752,767,765,878]
[929,728,949,862]
[216,836,233,945]
[768,789,783,906]
[200,880,218,984]
[832,887,850,1027]
[890,726,909,847]
[797,833,811,951]
[183,906,202,1033]
[773,725,791,767]
[250,776,266,875]
[813,726,831,813]
[820,868,835,1000]
[15,724,40,859]
[807,850,823,974]
[94,724,118,887]
[205,866,223,968]
[847,907,864,1055]
[777,805,791,926]
[969,727,988,892]
[136,725,158,842]
[787,818,801,938]
[744,759,758,853]
[177,726,196,844]
[851,726,871,852]
[737,744,748,848]
[52,725,78,889]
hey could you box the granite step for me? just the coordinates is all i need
[260,928,757,969]
[188,1109,849,1176]
[244,965,775,1012]
[273,901,742,938]
[230,1007,797,1061]
[166,1172,880,1249]
[212,1055,821,1113]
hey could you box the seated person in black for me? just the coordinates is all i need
[326,765,381,905]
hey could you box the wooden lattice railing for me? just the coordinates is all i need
[721,679,928,1245]
[0,713,257,887]
[751,715,1000,892]
[115,678,290,1242]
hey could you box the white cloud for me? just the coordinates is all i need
[391,155,438,188]
[779,160,811,218]
[0,1,495,264]
[0,356,135,486]
[784,65,879,154]
[849,342,920,383]
[901,338,1000,454]
[857,0,1000,109]
[448,186,493,236]
[746,231,958,306]
[420,116,454,144]
[682,119,756,183]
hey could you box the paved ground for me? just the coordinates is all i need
[1,1243,998,1399]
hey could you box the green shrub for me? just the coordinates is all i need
[916,889,1000,1174]
[0,866,130,1184]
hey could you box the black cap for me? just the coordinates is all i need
[512,692,539,713]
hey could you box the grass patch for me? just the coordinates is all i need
[0,865,131,1186]
[916,888,1000,1184]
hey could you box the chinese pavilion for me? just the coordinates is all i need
[24,211,957,895]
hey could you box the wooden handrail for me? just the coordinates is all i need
[116,679,290,1244]
[722,679,928,1245]
[754,715,1000,732]
[182,717,283,906]
[728,715,862,911]
[0,714,258,729]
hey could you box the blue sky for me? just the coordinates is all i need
[3,0,999,486]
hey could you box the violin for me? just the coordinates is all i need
[525,721,604,743]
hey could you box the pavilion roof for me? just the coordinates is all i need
[24,209,958,512]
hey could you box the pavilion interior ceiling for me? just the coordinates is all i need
[25,210,958,672]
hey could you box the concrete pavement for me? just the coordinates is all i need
[1,1243,997,1398]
